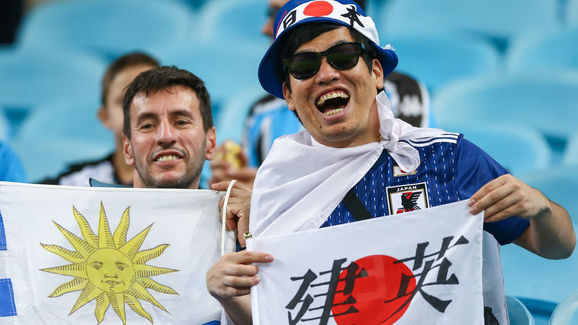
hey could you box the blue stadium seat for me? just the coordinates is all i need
[507,296,535,325]
[519,298,557,325]
[549,290,578,325]
[563,132,578,166]
[506,27,578,73]
[432,72,578,149]
[501,225,578,304]
[196,0,268,47]
[16,0,194,60]
[567,0,578,27]
[9,98,114,182]
[151,42,267,122]
[13,99,112,145]
[10,136,112,183]
[0,48,106,135]
[381,0,560,52]
[386,35,499,93]
[440,123,551,176]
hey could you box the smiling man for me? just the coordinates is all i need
[206,0,575,324]
[122,66,216,189]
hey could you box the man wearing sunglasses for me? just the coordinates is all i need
[208,0,430,189]
[206,0,575,324]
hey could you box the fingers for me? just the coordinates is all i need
[469,178,516,216]
[468,174,547,222]
[212,180,233,192]
[206,251,273,300]
[227,251,273,264]
[469,175,509,208]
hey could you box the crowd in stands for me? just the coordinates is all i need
[1,0,578,324]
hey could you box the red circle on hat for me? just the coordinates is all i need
[303,1,333,17]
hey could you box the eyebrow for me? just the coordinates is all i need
[134,108,195,125]
[135,112,157,126]
[170,109,194,119]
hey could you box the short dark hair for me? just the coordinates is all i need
[278,23,376,92]
[101,52,159,106]
[122,66,213,139]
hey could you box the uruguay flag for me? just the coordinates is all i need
[0,182,232,324]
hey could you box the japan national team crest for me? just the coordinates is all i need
[387,182,429,215]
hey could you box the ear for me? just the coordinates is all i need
[282,81,296,112]
[122,134,134,166]
[371,58,384,90]
[204,126,217,160]
[98,106,112,129]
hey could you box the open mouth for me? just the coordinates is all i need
[316,90,349,116]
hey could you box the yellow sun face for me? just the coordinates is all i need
[86,248,136,293]
[40,202,179,324]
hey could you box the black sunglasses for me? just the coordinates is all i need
[283,42,367,80]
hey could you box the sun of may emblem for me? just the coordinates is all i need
[40,203,179,324]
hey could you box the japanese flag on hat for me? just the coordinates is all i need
[258,0,398,99]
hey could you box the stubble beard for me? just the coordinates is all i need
[133,144,205,189]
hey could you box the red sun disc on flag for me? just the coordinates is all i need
[332,255,416,324]
[303,1,334,17]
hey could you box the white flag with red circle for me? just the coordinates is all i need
[247,200,483,325]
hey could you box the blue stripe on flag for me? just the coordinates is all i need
[0,279,17,316]
[202,321,220,325]
[0,210,6,250]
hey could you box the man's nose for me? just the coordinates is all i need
[315,57,340,84]
[155,120,177,145]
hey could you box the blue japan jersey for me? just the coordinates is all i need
[323,133,528,323]
[323,133,529,245]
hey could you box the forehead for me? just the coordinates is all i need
[109,65,154,94]
[270,0,286,8]
[130,85,200,117]
[295,26,353,52]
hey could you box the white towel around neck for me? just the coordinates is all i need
[250,92,447,238]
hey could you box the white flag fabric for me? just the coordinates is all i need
[0,182,233,325]
[247,201,484,325]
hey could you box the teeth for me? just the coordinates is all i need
[157,155,179,162]
[324,108,344,116]
[317,91,349,106]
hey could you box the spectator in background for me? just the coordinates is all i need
[42,52,159,186]
[209,0,431,188]
[0,142,26,182]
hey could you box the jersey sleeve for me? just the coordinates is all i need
[454,136,529,245]
[0,142,26,182]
